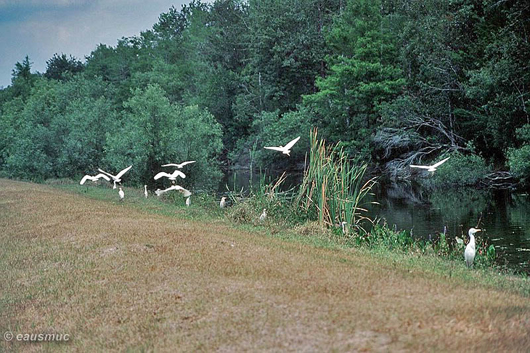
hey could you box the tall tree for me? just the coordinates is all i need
[44,53,84,81]
[304,0,404,156]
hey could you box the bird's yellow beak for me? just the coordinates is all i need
[476,229,482,232]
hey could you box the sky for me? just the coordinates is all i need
[0,0,211,88]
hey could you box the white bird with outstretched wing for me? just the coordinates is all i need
[98,165,133,188]
[154,170,186,181]
[161,161,196,169]
[155,185,191,197]
[410,157,450,173]
[80,173,111,185]
[264,136,301,156]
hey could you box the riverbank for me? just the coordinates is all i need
[1,179,529,351]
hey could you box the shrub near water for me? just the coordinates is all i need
[431,150,491,187]
[508,124,530,184]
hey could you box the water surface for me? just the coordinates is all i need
[368,181,530,273]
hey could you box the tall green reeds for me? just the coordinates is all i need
[296,128,376,233]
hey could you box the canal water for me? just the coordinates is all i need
[367,181,530,273]
[221,170,530,273]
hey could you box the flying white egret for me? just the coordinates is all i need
[220,197,226,208]
[186,196,191,207]
[79,173,111,185]
[118,187,124,201]
[410,157,450,173]
[154,170,186,182]
[161,161,196,169]
[465,228,481,268]
[98,165,133,189]
[259,208,267,222]
[144,185,148,198]
[264,136,301,156]
[154,185,191,197]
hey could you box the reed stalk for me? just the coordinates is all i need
[296,128,376,233]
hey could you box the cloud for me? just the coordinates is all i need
[0,0,202,87]
[0,0,89,7]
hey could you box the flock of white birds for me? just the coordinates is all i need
[80,162,193,204]
[79,136,480,268]
[79,137,302,214]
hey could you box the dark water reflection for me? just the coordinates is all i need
[220,170,530,273]
[367,181,530,273]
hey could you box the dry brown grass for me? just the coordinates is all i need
[1,178,529,352]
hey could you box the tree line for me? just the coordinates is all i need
[1,0,529,188]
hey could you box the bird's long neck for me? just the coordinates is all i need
[469,234,475,248]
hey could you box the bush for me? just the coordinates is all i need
[103,84,223,189]
[507,124,530,184]
[431,151,491,186]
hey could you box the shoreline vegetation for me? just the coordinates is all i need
[1,177,529,351]
[41,129,530,287]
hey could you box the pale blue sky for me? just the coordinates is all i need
[0,0,210,88]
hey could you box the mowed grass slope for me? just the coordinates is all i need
[1,179,529,352]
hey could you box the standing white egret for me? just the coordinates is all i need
[98,165,133,189]
[118,187,124,201]
[410,157,450,173]
[341,221,348,235]
[154,185,191,197]
[259,208,267,222]
[186,196,191,207]
[154,170,186,182]
[465,228,481,268]
[144,185,148,198]
[79,173,110,185]
[161,161,196,169]
[264,136,301,156]
[220,196,226,208]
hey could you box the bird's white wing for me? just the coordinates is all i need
[162,161,196,168]
[154,172,170,180]
[80,175,91,185]
[431,157,450,169]
[115,165,133,179]
[171,170,186,179]
[171,185,191,197]
[178,160,195,167]
[264,146,285,152]
[97,168,115,178]
[409,165,431,170]
[284,136,301,150]
[94,173,111,181]
[158,187,173,195]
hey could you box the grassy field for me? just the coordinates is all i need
[1,178,529,352]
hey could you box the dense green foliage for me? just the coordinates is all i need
[1,0,529,187]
